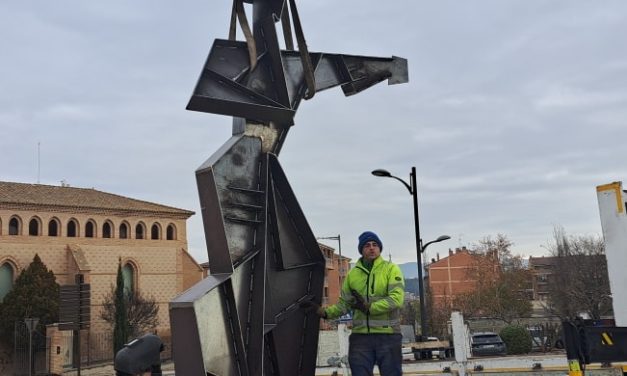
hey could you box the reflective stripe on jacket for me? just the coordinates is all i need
[325,256,405,334]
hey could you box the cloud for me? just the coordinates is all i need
[534,85,627,109]
[2,0,627,264]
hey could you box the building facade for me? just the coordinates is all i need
[318,242,350,329]
[528,256,557,302]
[426,247,479,308]
[0,181,204,341]
[528,256,558,317]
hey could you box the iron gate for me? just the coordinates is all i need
[14,321,50,376]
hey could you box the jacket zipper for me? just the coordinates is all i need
[371,274,375,295]
[365,268,371,333]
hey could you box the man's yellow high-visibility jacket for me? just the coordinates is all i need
[325,256,405,334]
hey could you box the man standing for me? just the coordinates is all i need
[303,231,405,376]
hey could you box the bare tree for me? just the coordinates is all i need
[475,234,515,266]
[426,282,454,339]
[454,234,532,323]
[101,287,160,338]
[544,227,612,320]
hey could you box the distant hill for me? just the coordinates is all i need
[399,262,418,279]
[405,278,419,294]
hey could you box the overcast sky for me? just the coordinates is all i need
[2,1,627,265]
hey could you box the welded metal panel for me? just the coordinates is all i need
[171,0,408,374]
[170,274,235,375]
[173,125,326,375]
[187,42,408,125]
[197,135,264,266]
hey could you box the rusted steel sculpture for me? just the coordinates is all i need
[169,0,408,375]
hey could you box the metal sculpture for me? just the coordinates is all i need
[169,0,408,375]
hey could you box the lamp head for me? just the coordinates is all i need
[436,235,451,242]
[371,169,391,177]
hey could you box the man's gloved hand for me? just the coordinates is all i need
[350,289,370,313]
[299,300,327,318]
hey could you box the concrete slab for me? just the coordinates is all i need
[315,353,625,376]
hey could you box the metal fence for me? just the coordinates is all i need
[60,330,172,373]
[59,330,116,368]
[86,331,114,365]
[6,323,173,375]
[13,322,50,376]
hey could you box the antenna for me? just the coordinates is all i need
[37,142,41,184]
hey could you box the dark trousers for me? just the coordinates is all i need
[348,333,402,376]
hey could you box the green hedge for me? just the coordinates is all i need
[499,325,532,354]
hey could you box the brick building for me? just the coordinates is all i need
[528,256,557,302]
[426,247,480,308]
[527,256,558,317]
[318,242,350,329]
[0,181,204,342]
[319,243,350,305]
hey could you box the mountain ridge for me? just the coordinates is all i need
[399,262,418,279]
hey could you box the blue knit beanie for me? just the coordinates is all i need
[358,231,383,254]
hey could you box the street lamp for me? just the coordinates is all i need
[372,167,450,340]
[422,235,451,253]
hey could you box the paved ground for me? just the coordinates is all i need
[62,361,175,375]
[63,357,625,376]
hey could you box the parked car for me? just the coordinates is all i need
[528,326,548,351]
[527,326,547,351]
[471,332,507,356]
[528,325,566,351]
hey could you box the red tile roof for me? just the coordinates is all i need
[0,181,194,217]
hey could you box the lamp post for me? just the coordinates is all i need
[372,167,450,340]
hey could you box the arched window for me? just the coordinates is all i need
[0,263,14,302]
[166,224,176,240]
[48,218,60,236]
[135,222,145,240]
[119,223,129,239]
[103,221,113,238]
[9,217,21,235]
[151,223,161,240]
[122,263,135,296]
[67,219,78,237]
[28,217,41,236]
[85,220,96,238]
